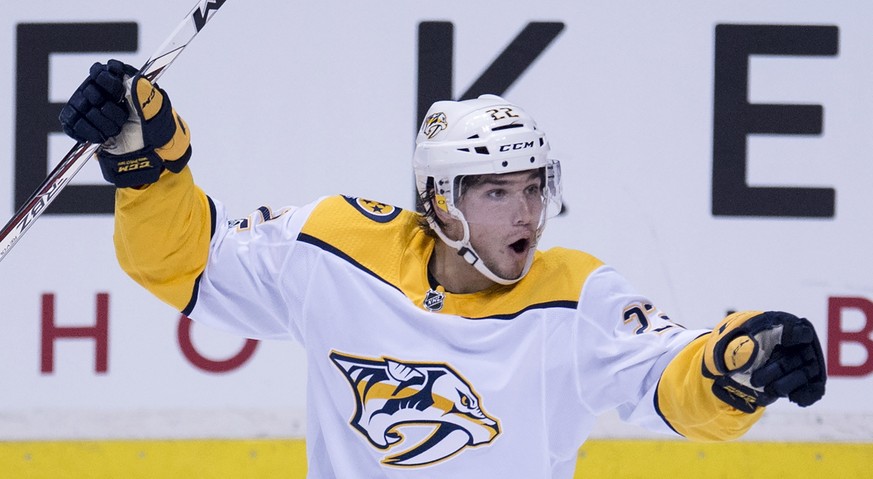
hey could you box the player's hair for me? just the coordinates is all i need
[416,175,482,237]
[416,177,440,237]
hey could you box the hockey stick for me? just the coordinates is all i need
[0,0,228,263]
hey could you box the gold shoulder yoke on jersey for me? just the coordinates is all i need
[298,194,423,289]
[431,248,603,319]
[298,195,603,319]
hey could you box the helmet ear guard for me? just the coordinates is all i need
[413,95,563,285]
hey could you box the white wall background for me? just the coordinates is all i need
[1,0,871,442]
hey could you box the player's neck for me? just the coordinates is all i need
[429,240,496,294]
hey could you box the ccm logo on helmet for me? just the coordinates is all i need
[499,141,535,152]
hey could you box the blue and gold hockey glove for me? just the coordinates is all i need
[703,311,826,413]
[59,59,191,188]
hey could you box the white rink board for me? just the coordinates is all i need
[1,1,872,442]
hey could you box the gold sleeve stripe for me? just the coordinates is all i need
[114,167,212,312]
[655,334,764,441]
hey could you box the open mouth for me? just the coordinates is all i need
[509,238,530,254]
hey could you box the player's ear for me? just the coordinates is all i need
[431,194,466,241]
[432,195,452,223]
[437,198,465,227]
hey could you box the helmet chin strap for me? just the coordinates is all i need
[426,212,535,287]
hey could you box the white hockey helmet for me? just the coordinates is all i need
[413,94,562,285]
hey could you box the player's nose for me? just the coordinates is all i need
[511,194,538,226]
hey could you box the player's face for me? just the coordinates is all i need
[454,170,545,280]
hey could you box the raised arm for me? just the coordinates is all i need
[60,60,211,311]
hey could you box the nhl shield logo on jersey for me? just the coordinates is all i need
[329,351,500,467]
[423,288,445,311]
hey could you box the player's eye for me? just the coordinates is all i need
[487,189,506,199]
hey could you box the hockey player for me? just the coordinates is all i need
[60,60,826,477]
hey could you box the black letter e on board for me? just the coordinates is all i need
[712,24,838,218]
[16,23,137,215]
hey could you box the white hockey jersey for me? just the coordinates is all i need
[112,169,762,478]
[185,194,703,478]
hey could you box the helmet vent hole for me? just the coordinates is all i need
[492,124,523,132]
[474,146,489,155]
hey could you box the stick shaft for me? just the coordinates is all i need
[0,0,227,263]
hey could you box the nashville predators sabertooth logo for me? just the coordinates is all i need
[329,351,500,467]
[422,111,448,139]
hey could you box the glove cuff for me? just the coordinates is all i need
[97,145,192,188]
[709,372,777,413]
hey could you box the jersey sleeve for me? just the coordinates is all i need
[113,165,317,341]
[182,194,321,342]
[656,334,764,440]
[114,167,212,312]
[573,266,761,441]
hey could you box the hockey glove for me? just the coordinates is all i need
[703,311,826,413]
[59,60,191,188]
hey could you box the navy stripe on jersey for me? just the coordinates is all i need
[484,301,578,320]
[297,232,578,320]
[181,196,219,316]
[653,376,683,437]
[182,274,201,317]
[208,196,217,238]
[297,232,403,294]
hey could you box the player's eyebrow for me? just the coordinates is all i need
[478,170,541,186]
